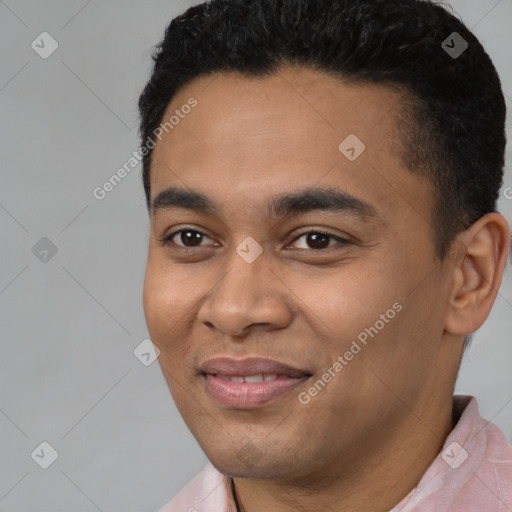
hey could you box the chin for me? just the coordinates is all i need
[199,437,317,481]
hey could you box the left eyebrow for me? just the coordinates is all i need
[150,185,379,221]
[266,187,378,220]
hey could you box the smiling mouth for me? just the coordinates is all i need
[199,357,312,409]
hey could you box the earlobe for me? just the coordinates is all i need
[445,213,510,336]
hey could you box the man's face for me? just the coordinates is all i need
[143,67,457,480]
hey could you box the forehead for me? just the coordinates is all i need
[149,66,434,225]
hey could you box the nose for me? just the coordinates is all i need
[197,246,292,338]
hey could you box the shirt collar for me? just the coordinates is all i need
[198,395,499,511]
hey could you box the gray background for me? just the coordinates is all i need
[0,1,511,511]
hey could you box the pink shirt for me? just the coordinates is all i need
[159,395,512,511]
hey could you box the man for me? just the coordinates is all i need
[138,0,512,510]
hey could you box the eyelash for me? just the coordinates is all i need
[157,227,351,252]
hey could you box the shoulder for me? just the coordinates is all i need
[404,396,512,511]
[472,405,512,500]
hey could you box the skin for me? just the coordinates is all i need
[143,66,510,512]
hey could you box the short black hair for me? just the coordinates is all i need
[138,0,506,261]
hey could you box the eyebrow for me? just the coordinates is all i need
[151,186,378,220]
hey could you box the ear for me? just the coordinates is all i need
[445,213,510,336]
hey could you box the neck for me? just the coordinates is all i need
[232,394,455,512]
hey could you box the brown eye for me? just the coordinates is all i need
[304,232,330,249]
[160,229,211,248]
[290,231,350,251]
[176,230,205,247]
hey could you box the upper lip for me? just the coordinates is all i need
[200,356,311,378]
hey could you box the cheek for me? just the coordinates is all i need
[354,278,447,406]
[143,261,190,350]
[293,265,396,335]
[142,263,166,336]
[143,272,195,401]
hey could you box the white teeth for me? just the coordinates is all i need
[215,373,280,383]
[244,374,264,383]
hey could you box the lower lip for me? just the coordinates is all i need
[203,374,309,409]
